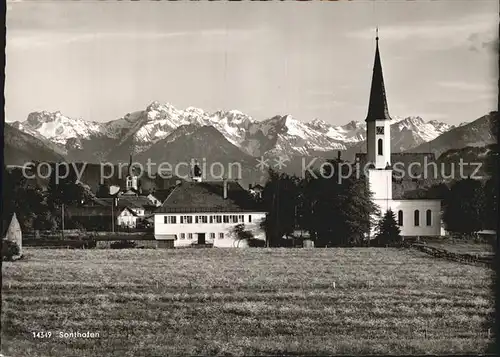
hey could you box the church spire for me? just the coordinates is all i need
[365,29,391,122]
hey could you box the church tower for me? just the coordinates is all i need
[126,154,138,191]
[190,159,203,183]
[366,29,392,169]
[365,29,392,202]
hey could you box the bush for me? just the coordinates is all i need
[82,239,97,249]
[110,240,137,249]
[247,238,266,247]
[2,240,20,261]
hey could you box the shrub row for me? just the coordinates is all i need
[412,243,493,268]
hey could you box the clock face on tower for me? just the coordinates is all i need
[376,126,385,135]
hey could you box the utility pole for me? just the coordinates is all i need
[61,203,65,239]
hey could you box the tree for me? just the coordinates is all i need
[261,169,301,246]
[2,240,20,261]
[302,159,378,247]
[374,209,402,247]
[483,178,498,230]
[443,178,484,236]
[231,223,254,247]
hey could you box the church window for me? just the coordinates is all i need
[377,139,383,156]
[426,210,432,226]
[397,210,403,226]
[414,210,420,226]
[376,126,384,135]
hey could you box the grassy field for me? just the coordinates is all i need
[1,248,495,356]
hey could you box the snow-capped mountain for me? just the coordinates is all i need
[12,101,456,163]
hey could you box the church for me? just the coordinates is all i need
[362,32,442,237]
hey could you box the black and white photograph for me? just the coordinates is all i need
[1,0,498,355]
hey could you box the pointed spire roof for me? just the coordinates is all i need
[128,154,133,177]
[365,30,391,122]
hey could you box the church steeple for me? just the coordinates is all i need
[365,29,391,122]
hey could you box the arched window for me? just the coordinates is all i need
[377,138,383,156]
[426,209,432,226]
[414,210,420,226]
[398,210,403,226]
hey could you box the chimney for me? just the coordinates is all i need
[223,179,228,199]
[337,151,341,161]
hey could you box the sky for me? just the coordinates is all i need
[5,0,498,126]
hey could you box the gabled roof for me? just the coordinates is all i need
[155,181,264,214]
[365,36,391,122]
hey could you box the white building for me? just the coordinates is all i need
[363,33,442,237]
[154,169,267,247]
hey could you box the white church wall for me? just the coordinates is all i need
[368,169,393,200]
[372,199,442,237]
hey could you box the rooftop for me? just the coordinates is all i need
[155,180,264,214]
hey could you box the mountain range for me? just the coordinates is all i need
[10,101,456,161]
[6,102,496,186]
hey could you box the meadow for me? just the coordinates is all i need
[1,248,495,356]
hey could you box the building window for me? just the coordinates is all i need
[210,233,215,239]
[377,138,383,156]
[223,215,229,223]
[232,215,238,223]
[248,215,252,223]
[238,215,244,223]
[180,216,184,224]
[426,209,432,226]
[188,233,193,239]
[216,215,222,223]
[209,216,213,224]
[164,216,176,224]
[202,216,208,223]
[414,210,420,226]
[397,210,403,226]
[180,233,185,240]
[219,233,224,239]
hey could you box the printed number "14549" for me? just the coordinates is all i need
[32,332,52,338]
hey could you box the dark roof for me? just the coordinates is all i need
[89,196,151,209]
[66,206,137,218]
[155,180,265,214]
[252,184,264,190]
[118,196,151,209]
[365,38,391,122]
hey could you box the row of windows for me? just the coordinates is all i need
[397,209,432,227]
[164,215,252,224]
[179,233,224,240]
